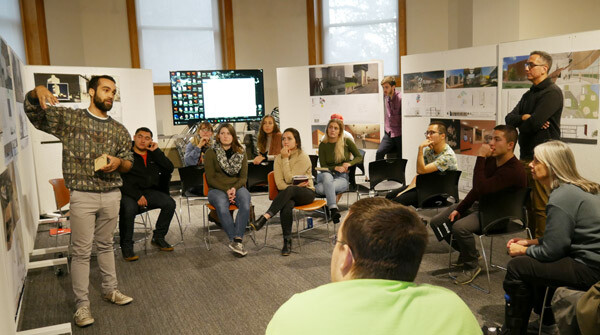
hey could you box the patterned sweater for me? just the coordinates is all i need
[25,92,133,192]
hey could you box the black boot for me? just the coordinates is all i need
[330,208,341,224]
[251,215,268,231]
[281,237,292,256]
[502,280,533,335]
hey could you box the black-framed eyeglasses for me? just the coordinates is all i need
[524,62,545,69]
[424,131,440,137]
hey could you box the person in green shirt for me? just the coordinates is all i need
[316,118,362,223]
[266,198,482,335]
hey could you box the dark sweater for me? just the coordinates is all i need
[456,155,527,214]
[527,183,600,271]
[505,77,563,160]
[120,143,174,200]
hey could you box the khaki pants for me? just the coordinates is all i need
[521,160,550,238]
[70,189,121,309]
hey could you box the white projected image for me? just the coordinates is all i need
[203,78,256,119]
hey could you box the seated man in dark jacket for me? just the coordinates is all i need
[119,127,176,261]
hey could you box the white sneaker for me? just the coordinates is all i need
[103,289,133,305]
[229,241,248,257]
[73,306,94,327]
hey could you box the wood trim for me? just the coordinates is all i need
[315,0,323,64]
[126,0,234,94]
[306,0,316,65]
[20,0,50,65]
[125,0,140,68]
[153,85,171,95]
[398,0,407,84]
[306,0,323,65]
[220,0,235,69]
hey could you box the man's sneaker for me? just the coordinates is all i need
[73,306,94,327]
[229,241,248,257]
[451,254,482,267]
[103,290,133,305]
[121,246,139,262]
[151,237,174,251]
[527,319,558,335]
[453,266,482,285]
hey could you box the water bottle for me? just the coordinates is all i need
[306,217,313,229]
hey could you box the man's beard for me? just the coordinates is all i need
[93,94,112,112]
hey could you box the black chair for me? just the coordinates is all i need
[358,158,407,198]
[309,155,319,180]
[416,170,462,209]
[247,161,274,192]
[178,166,206,226]
[348,149,365,191]
[448,187,531,294]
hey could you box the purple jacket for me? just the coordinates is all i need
[384,90,402,137]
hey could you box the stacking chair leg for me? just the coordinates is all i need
[539,287,551,335]
[202,206,211,251]
[478,236,492,294]
[138,210,151,255]
[173,212,185,247]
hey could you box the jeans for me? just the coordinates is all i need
[315,171,348,209]
[119,189,176,249]
[70,189,121,309]
[376,132,402,160]
[429,203,481,269]
[390,188,417,207]
[266,186,315,238]
[208,187,251,241]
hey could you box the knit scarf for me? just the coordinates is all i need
[213,143,244,176]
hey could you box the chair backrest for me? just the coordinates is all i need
[309,155,319,179]
[48,178,69,210]
[247,161,274,190]
[368,158,407,190]
[479,187,530,235]
[267,171,278,201]
[416,170,462,208]
[178,166,204,196]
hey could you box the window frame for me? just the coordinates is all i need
[126,0,235,95]
[306,0,406,83]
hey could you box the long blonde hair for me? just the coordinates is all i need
[534,140,600,194]
[322,118,345,163]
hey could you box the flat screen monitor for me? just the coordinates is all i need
[169,69,265,125]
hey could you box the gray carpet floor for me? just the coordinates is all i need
[17,192,523,334]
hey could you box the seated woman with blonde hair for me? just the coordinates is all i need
[315,118,362,223]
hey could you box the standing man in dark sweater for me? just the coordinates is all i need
[430,125,527,285]
[25,76,134,327]
[505,50,563,238]
[376,76,402,160]
[119,127,176,261]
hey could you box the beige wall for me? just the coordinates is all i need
[406,0,449,54]
[233,0,309,114]
[518,0,600,41]
[41,0,600,136]
[44,0,131,68]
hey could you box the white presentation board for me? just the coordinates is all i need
[499,30,600,180]
[401,45,499,193]
[277,60,384,172]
